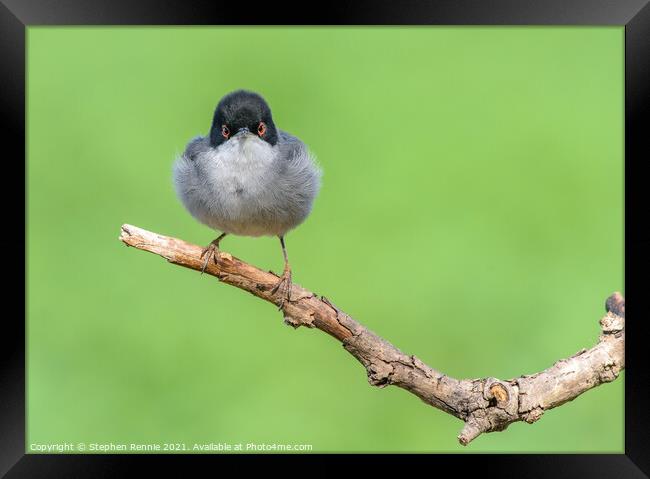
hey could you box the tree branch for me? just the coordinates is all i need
[119,224,625,445]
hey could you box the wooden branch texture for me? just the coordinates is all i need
[119,224,625,445]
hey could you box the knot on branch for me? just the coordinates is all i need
[456,379,520,445]
[484,379,509,404]
[600,312,624,335]
[366,361,395,388]
[484,379,518,413]
[343,329,399,388]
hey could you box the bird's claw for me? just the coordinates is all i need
[271,269,292,310]
[200,242,220,275]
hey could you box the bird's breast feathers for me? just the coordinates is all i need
[203,135,277,195]
[174,132,320,236]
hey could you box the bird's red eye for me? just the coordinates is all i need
[221,125,230,138]
[257,122,266,136]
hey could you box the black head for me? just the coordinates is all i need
[209,90,278,147]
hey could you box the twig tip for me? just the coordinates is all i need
[605,292,625,318]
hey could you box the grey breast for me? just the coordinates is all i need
[173,132,321,237]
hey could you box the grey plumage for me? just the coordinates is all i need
[173,129,321,237]
[172,90,321,307]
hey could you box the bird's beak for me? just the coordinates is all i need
[235,127,250,136]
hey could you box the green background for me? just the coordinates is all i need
[27,27,624,453]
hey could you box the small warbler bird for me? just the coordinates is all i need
[173,90,321,308]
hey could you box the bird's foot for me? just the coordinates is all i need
[271,268,293,310]
[200,240,221,274]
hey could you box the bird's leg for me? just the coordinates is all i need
[200,232,227,274]
[271,236,292,310]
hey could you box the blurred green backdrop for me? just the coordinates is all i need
[27,27,623,453]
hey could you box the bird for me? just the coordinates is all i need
[173,90,321,308]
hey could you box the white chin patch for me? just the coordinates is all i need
[240,135,274,162]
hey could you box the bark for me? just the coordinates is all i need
[119,223,625,445]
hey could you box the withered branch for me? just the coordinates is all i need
[119,224,624,445]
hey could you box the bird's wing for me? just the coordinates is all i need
[183,136,211,161]
[278,130,301,145]
[276,129,322,190]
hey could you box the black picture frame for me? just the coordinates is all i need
[3,0,648,476]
